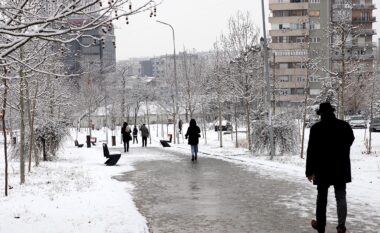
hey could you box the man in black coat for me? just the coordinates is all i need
[306,102,355,233]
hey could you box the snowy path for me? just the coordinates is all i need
[117,146,380,233]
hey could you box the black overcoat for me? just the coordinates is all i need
[306,116,355,185]
[121,126,131,143]
[185,126,201,145]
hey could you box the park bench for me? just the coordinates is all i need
[102,143,121,166]
[160,134,172,147]
[74,140,84,148]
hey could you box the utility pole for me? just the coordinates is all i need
[261,0,275,159]
[157,20,179,144]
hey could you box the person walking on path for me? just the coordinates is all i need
[178,119,183,134]
[185,119,201,161]
[132,125,138,144]
[306,102,355,233]
[140,124,149,147]
[121,122,132,152]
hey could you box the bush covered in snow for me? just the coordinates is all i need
[251,118,300,155]
[35,121,68,160]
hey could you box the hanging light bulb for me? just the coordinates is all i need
[99,1,102,7]
[126,16,129,24]
[129,1,132,10]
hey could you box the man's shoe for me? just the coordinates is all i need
[337,228,346,233]
[195,155,197,160]
[311,220,318,230]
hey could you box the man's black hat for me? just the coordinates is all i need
[316,102,335,115]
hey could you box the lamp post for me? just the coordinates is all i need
[261,0,275,159]
[157,20,179,144]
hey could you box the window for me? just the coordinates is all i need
[279,76,290,82]
[279,63,288,69]
[310,89,320,95]
[309,10,320,17]
[279,89,289,96]
[309,76,320,82]
[310,0,320,3]
[310,22,320,30]
[296,76,306,82]
[296,37,305,43]
[311,37,321,43]
[291,88,305,95]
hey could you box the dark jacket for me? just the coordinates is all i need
[133,127,138,136]
[306,114,355,185]
[121,125,132,142]
[185,119,201,145]
[140,125,149,137]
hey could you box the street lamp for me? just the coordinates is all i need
[261,0,275,159]
[157,20,179,144]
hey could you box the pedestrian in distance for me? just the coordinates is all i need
[185,119,201,161]
[178,119,183,134]
[132,125,138,144]
[306,102,355,233]
[140,124,149,147]
[121,122,132,152]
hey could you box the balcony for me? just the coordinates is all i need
[355,28,377,36]
[352,17,376,23]
[269,2,309,11]
[275,55,309,63]
[270,42,308,50]
[343,41,377,48]
[269,15,309,24]
[352,3,376,10]
[276,94,304,102]
[269,29,309,37]
[331,53,375,61]
[274,68,308,76]
[276,81,307,89]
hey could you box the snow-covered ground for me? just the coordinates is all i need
[0,129,150,233]
[0,124,379,232]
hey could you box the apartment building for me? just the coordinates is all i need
[269,0,376,109]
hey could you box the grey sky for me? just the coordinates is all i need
[114,0,380,61]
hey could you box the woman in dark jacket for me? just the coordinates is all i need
[185,119,201,161]
[121,122,132,152]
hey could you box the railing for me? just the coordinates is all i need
[352,17,376,23]
[352,4,376,9]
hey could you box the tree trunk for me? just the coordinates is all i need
[146,99,151,144]
[218,96,223,148]
[19,71,26,184]
[300,66,310,159]
[201,102,207,144]
[245,99,251,150]
[234,104,238,148]
[2,77,9,196]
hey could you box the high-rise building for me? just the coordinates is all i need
[269,0,376,110]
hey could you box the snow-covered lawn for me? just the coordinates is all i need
[0,129,149,233]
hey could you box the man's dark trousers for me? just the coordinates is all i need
[316,183,347,233]
[142,136,147,147]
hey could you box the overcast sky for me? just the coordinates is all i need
[114,0,380,61]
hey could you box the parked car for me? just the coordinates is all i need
[370,117,380,132]
[348,115,367,129]
[214,120,233,131]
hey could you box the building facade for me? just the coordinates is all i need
[269,0,376,110]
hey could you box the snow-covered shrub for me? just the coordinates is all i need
[251,119,300,155]
[35,121,68,160]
